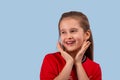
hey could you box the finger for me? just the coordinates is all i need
[78,41,91,54]
[57,42,62,51]
[82,41,91,52]
[57,42,65,54]
[57,42,72,61]
[84,41,91,48]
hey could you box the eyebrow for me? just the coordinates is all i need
[69,28,78,31]
[60,28,78,31]
[70,28,78,29]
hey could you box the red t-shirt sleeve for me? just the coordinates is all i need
[91,64,102,80]
[40,54,58,80]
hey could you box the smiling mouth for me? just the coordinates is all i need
[66,41,76,46]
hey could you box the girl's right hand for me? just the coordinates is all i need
[57,42,74,63]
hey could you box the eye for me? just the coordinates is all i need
[70,29,77,33]
[60,31,66,34]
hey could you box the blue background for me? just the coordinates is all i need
[0,0,120,80]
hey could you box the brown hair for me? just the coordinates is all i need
[58,11,94,60]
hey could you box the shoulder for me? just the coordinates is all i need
[83,57,101,72]
[40,52,62,79]
[83,57,102,76]
[84,58,102,79]
[43,52,62,62]
[44,52,61,59]
[83,57,100,66]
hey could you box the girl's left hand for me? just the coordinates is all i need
[75,40,91,64]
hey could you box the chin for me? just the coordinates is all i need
[65,48,77,53]
[65,46,81,53]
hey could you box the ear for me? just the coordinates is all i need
[84,30,91,41]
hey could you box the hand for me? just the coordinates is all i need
[57,42,74,63]
[75,40,91,64]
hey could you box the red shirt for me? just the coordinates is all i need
[40,52,102,80]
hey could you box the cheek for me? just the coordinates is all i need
[59,36,65,43]
[76,32,86,41]
[76,35,84,44]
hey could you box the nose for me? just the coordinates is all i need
[66,33,73,39]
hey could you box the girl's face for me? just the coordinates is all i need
[59,18,90,53]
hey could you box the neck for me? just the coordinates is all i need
[67,49,79,59]
[67,50,86,63]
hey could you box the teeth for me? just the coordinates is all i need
[67,41,73,44]
[66,41,74,44]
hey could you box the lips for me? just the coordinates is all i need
[65,40,76,46]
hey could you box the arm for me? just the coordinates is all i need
[54,60,74,80]
[75,62,89,80]
[75,41,91,80]
[54,42,74,80]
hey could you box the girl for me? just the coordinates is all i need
[40,11,102,80]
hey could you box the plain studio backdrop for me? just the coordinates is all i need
[0,0,120,80]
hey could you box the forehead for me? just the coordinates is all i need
[59,18,82,30]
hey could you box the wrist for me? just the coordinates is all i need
[66,59,74,65]
[75,61,82,66]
